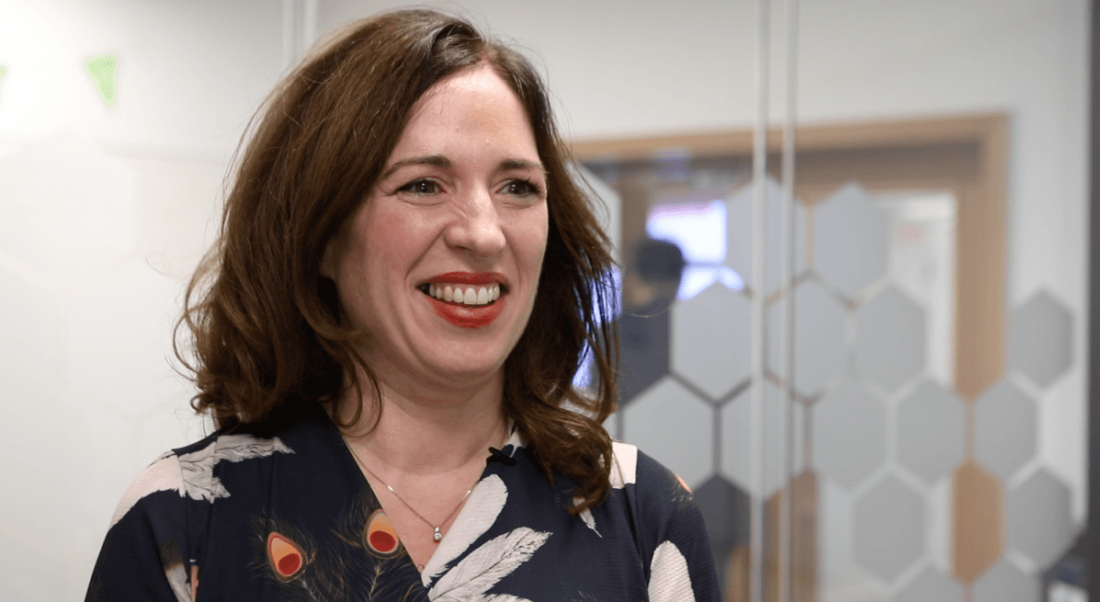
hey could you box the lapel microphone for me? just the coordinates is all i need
[486,446,517,466]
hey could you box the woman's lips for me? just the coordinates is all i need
[419,272,508,328]
[426,294,504,328]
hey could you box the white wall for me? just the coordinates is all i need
[0,0,1088,599]
[0,1,285,599]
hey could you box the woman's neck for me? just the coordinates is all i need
[334,370,508,477]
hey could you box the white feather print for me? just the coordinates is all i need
[422,474,508,585]
[609,442,637,489]
[109,434,294,527]
[481,595,532,602]
[428,527,550,601]
[177,434,294,502]
[648,541,696,602]
[163,560,191,602]
[573,496,601,537]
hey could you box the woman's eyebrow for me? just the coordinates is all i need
[500,158,546,175]
[381,156,546,179]
[381,154,450,179]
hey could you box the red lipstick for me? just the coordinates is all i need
[426,272,505,286]
[428,295,505,328]
[423,272,507,329]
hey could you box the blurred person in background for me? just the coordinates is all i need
[617,237,686,403]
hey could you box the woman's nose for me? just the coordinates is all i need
[444,188,506,259]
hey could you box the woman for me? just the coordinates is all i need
[87,9,719,601]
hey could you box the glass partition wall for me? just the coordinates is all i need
[573,2,1090,602]
[0,1,1089,600]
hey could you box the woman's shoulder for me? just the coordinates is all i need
[605,441,721,601]
[109,401,325,528]
[608,441,693,500]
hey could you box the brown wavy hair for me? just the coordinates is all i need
[176,9,619,512]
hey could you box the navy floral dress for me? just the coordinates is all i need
[86,401,720,601]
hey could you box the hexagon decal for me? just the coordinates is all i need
[720,380,804,497]
[852,475,925,582]
[724,177,808,298]
[767,278,847,396]
[671,283,751,400]
[812,380,885,489]
[974,559,1038,602]
[896,380,965,483]
[854,285,926,393]
[1007,469,1075,569]
[617,307,673,406]
[895,568,963,602]
[1009,290,1074,388]
[622,376,713,488]
[974,380,1038,481]
[694,475,750,589]
[813,182,889,299]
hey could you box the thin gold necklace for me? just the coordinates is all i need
[342,428,509,543]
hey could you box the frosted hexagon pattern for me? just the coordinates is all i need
[895,568,963,602]
[896,380,965,483]
[0,132,135,284]
[67,258,191,418]
[974,559,1039,602]
[725,177,807,297]
[852,475,925,582]
[854,285,926,393]
[813,182,889,299]
[671,282,751,399]
[622,377,713,488]
[1009,290,1073,388]
[694,475,750,588]
[720,380,805,496]
[1007,469,1075,569]
[974,380,1038,480]
[813,380,886,489]
[766,278,846,396]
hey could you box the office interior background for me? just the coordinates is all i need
[0,1,1091,601]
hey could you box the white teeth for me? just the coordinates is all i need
[428,283,501,306]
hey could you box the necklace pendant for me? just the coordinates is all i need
[433,527,442,542]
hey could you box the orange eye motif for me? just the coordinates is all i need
[364,509,402,557]
[266,532,304,579]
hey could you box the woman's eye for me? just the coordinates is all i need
[502,179,541,198]
[398,179,441,196]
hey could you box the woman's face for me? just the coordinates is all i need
[323,64,549,394]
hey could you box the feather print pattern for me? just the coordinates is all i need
[422,474,509,585]
[428,527,550,602]
[648,541,696,602]
[87,402,721,600]
[177,434,294,501]
[110,435,294,527]
[575,443,639,537]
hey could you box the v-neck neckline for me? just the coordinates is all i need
[312,401,522,580]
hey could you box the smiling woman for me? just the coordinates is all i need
[85,9,719,601]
